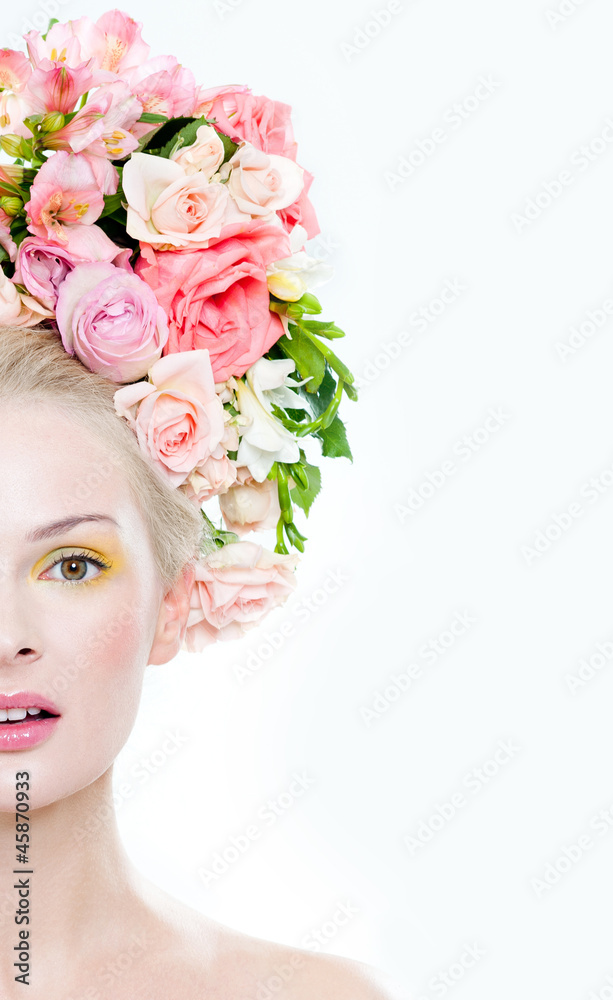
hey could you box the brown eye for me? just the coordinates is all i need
[61,559,88,581]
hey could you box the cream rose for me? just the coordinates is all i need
[219,468,282,536]
[171,124,225,178]
[221,141,304,218]
[123,151,236,248]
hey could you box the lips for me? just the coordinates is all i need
[0,692,61,750]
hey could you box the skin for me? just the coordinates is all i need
[0,401,404,1000]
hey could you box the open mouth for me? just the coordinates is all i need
[0,709,59,725]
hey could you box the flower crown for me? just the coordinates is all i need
[0,9,357,652]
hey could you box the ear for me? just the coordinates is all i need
[148,561,196,666]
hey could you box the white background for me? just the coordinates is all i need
[6,0,613,996]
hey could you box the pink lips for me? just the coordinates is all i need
[0,691,61,751]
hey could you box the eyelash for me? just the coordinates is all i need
[40,549,113,584]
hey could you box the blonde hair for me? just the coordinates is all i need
[0,325,204,587]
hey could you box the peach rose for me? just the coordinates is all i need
[219,467,282,535]
[221,142,304,218]
[184,540,299,651]
[113,349,225,487]
[184,451,238,506]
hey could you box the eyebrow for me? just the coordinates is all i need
[25,514,120,544]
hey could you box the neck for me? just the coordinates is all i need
[0,767,147,996]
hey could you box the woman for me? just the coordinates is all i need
[0,325,403,998]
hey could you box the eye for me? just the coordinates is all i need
[39,550,111,584]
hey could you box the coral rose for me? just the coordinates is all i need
[135,220,292,382]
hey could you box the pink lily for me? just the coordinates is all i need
[24,151,105,243]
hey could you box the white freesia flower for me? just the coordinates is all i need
[233,358,304,481]
[266,225,334,302]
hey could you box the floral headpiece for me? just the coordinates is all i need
[0,9,357,652]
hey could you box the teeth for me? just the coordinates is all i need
[8,708,27,721]
[0,707,44,722]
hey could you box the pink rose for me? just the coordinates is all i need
[193,86,297,158]
[56,262,168,382]
[15,227,123,310]
[184,540,299,651]
[135,220,292,382]
[219,468,282,536]
[113,350,225,487]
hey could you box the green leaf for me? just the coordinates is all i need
[42,18,59,39]
[315,415,353,460]
[159,116,213,159]
[99,192,124,219]
[299,320,345,339]
[218,131,239,162]
[278,327,326,393]
[139,113,169,124]
[289,462,322,517]
[296,366,336,417]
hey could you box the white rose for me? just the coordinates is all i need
[220,141,304,217]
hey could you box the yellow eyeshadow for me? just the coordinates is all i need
[30,543,122,583]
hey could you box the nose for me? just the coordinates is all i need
[0,580,42,670]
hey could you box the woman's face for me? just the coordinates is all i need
[0,400,178,810]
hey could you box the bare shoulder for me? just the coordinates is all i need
[134,879,407,999]
[212,924,408,999]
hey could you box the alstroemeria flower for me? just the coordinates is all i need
[0,50,36,138]
[25,19,92,69]
[27,59,100,115]
[24,151,105,242]
[128,56,196,137]
[113,350,226,487]
[70,10,151,75]
[43,80,142,160]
